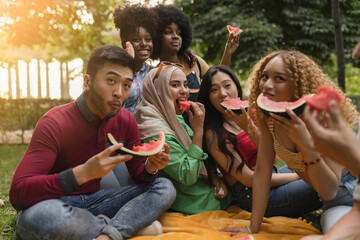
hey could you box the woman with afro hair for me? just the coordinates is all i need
[153,4,239,102]
[113,4,159,114]
[221,50,358,236]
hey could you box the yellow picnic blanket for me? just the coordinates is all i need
[131,205,321,240]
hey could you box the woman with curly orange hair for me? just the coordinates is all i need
[222,50,358,236]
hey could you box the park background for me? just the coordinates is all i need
[0,0,360,239]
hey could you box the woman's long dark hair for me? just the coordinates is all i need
[198,65,245,174]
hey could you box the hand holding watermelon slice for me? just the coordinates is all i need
[107,132,165,158]
[227,25,243,37]
[306,86,341,111]
[178,100,191,112]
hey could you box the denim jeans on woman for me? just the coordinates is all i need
[16,177,176,240]
[231,165,323,217]
[320,170,357,233]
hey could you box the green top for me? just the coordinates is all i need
[144,115,233,214]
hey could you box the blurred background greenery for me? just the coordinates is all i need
[1,0,360,97]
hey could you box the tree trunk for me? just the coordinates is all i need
[15,61,20,99]
[7,63,13,99]
[60,61,64,99]
[26,61,31,98]
[37,59,42,98]
[65,62,70,99]
[46,61,50,98]
[21,127,25,145]
[331,0,346,92]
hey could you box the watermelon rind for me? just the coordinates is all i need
[189,88,199,94]
[232,28,243,37]
[227,25,243,37]
[234,235,255,240]
[107,132,165,158]
[125,41,135,58]
[306,86,341,111]
[257,93,307,119]
[220,98,249,114]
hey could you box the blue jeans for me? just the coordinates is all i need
[319,171,357,232]
[231,165,322,217]
[322,171,357,211]
[16,178,176,240]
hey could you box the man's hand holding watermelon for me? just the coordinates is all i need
[145,143,171,174]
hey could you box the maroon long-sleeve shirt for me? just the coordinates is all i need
[10,94,156,210]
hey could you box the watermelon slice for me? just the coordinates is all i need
[257,93,310,119]
[306,86,341,111]
[125,41,135,58]
[227,25,243,36]
[189,88,199,94]
[178,100,191,112]
[220,98,249,114]
[234,235,255,240]
[107,132,165,158]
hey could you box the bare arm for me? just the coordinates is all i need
[270,109,342,201]
[205,129,299,187]
[220,33,240,66]
[352,42,360,60]
[249,122,276,233]
[187,102,206,148]
[270,173,300,186]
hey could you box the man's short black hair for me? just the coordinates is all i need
[86,45,136,80]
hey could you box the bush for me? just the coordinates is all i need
[0,98,73,144]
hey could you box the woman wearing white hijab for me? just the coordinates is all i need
[135,62,233,214]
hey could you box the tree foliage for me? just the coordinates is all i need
[0,0,121,62]
[177,0,360,72]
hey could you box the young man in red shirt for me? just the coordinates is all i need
[10,45,176,240]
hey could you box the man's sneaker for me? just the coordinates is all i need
[137,220,163,236]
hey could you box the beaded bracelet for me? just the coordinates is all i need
[304,158,321,166]
[303,157,321,171]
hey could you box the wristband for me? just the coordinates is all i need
[145,158,158,175]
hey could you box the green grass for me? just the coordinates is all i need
[0,144,27,240]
